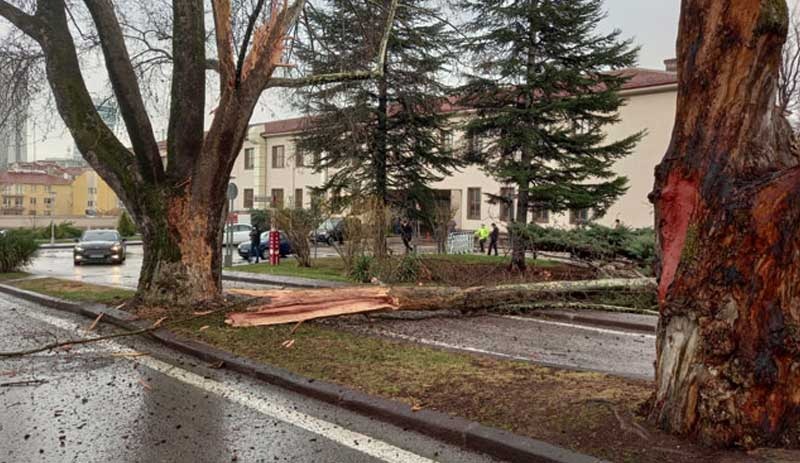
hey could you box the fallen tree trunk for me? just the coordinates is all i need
[226,277,655,327]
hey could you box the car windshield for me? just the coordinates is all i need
[320,219,340,230]
[82,231,119,241]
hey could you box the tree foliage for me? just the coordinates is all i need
[294,0,462,219]
[460,0,642,271]
[117,211,137,237]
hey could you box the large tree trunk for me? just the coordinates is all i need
[649,0,800,448]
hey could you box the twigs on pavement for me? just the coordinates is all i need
[0,298,256,359]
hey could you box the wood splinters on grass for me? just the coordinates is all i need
[411,404,424,412]
[151,317,167,329]
[87,313,104,332]
[138,378,152,391]
[198,325,210,332]
[290,321,303,335]
[281,339,295,349]
[193,310,214,316]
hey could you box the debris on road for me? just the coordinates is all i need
[0,379,48,388]
[225,278,656,327]
[87,313,104,332]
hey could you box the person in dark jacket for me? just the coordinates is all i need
[401,219,414,254]
[249,225,261,263]
[488,223,499,256]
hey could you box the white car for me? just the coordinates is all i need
[224,223,253,245]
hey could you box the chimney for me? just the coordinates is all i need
[664,58,678,73]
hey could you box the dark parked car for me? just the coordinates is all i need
[313,218,345,245]
[74,229,127,265]
[238,231,292,260]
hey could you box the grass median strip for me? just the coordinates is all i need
[4,277,744,462]
[8,277,135,305]
[0,272,29,282]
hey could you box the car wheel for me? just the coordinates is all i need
[73,260,81,266]
[326,236,334,246]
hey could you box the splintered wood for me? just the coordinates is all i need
[225,278,656,327]
[225,288,399,327]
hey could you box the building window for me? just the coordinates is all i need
[294,189,303,209]
[532,208,549,224]
[244,148,255,170]
[44,197,53,206]
[30,197,36,205]
[441,132,454,151]
[15,184,23,194]
[467,188,481,220]
[14,198,23,207]
[87,200,95,208]
[271,189,284,208]
[88,187,97,195]
[243,188,254,209]
[570,208,591,225]
[272,145,285,169]
[295,148,306,168]
[499,187,515,222]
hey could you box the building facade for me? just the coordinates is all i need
[240,66,678,230]
[0,163,121,217]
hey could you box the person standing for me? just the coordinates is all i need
[249,225,261,263]
[474,224,489,253]
[401,219,414,254]
[488,223,499,256]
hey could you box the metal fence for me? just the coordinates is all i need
[446,231,474,254]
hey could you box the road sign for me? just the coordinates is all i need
[227,183,238,201]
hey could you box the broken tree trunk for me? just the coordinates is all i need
[226,278,655,327]
[649,0,800,448]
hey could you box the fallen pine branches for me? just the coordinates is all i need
[226,278,656,327]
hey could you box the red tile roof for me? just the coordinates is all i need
[260,67,677,136]
[0,171,72,186]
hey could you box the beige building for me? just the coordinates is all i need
[234,66,677,230]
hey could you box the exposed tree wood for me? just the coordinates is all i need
[649,0,800,448]
[225,278,655,327]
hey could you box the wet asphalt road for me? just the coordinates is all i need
[335,313,656,379]
[0,295,496,463]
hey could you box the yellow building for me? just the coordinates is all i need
[0,171,73,216]
[70,170,121,216]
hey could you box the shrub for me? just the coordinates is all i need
[0,230,39,273]
[272,206,323,267]
[250,209,272,231]
[349,255,375,283]
[117,211,137,237]
[514,223,656,266]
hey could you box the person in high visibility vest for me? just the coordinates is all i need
[474,224,489,253]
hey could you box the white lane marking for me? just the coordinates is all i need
[498,315,656,339]
[17,309,435,463]
[373,329,540,363]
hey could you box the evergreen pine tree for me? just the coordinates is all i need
[460,0,642,270]
[294,0,461,256]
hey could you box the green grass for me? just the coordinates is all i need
[0,271,29,281]
[172,313,663,462]
[230,257,351,282]
[422,253,559,267]
[230,254,560,283]
[9,278,135,305]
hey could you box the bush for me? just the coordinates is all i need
[514,223,656,266]
[22,221,83,241]
[250,209,272,231]
[349,255,375,283]
[0,230,39,273]
[272,206,323,267]
[117,211,137,237]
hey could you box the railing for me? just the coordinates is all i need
[446,231,474,254]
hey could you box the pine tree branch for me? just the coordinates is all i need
[265,0,398,89]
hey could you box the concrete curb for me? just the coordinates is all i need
[221,270,347,289]
[527,311,656,334]
[0,283,605,463]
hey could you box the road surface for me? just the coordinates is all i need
[333,312,656,379]
[0,295,496,463]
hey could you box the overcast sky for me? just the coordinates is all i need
[32,0,685,159]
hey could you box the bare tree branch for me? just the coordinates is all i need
[779,7,800,122]
[0,1,43,39]
[166,0,206,179]
[84,0,164,183]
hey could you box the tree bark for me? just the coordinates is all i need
[649,0,800,448]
